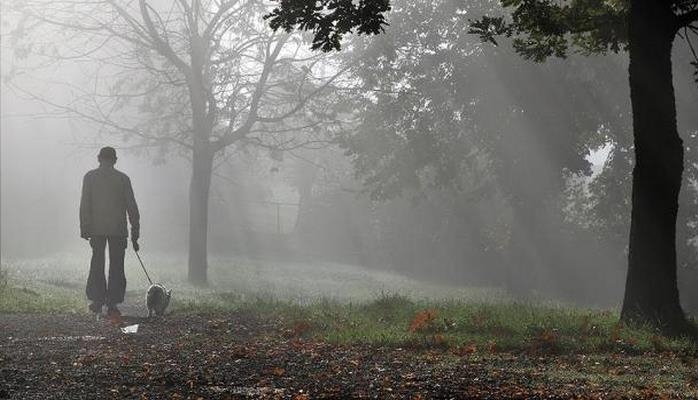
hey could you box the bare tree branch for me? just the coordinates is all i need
[9,82,193,149]
[9,0,348,163]
[138,0,191,76]
[256,65,349,123]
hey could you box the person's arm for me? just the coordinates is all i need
[125,176,141,249]
[79,173,92,239]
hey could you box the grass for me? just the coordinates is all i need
[5,255,698,398]
[0,285,84,313]
[0,262,6,294]
[2,253,698,355]
[0,251,506,310]
[209,292,697,355]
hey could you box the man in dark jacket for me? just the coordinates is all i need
[80,147,140,317]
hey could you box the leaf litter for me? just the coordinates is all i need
[1,312,698,399]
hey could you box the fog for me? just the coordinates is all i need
[2,0,698,312]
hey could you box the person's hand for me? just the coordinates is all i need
[132,238,140,252]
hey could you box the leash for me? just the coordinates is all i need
[134,250,154,285]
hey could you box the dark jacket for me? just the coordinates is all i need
[80,165,140,238]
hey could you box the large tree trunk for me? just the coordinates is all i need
[188,145,214,286]
[621,0,690,334]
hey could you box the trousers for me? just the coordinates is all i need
[86,236,127,306]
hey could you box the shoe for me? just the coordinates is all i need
[106,306,122,325]
[106,305,121,318]
[88,302,103,314]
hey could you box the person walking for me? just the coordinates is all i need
[79,146,140,317]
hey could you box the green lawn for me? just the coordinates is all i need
[0,252,507,311]
[2,253,697,354]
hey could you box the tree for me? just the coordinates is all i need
[334,0,619,298]
[9,0,346,285]
[566,52,698,311]
[266,0,698,334]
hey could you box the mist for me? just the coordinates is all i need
[5,1,698,398]
[2,0,698,311]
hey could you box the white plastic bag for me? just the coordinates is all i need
[120,324,139,334]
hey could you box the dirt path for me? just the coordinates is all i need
[1,312,695,399]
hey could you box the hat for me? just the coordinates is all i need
[98,146,117,161]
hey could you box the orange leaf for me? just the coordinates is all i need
[409,309,438,333]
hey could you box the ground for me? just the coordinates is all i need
[3,255,698,398]
[3,310,698,399]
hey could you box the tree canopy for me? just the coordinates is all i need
[265,0,391,51]
[267,0,698,77]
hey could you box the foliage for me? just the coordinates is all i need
[268,0,698,78]
[268,0,698,332]
[266,0,391,51]
[469,0,628,60]
[339,0,604,201]
[468,0,698,84]
[324,0,637,299]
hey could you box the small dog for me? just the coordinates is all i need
[146,283,172,318]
